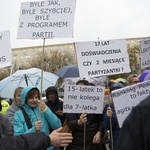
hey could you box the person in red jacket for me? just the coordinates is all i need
[0,127,73,150]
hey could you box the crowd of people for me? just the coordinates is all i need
[0,72,150,150]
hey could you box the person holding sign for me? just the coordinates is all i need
[103,82,124,150]
[65,80,104,150]
[13,86,62,150]
[117,95,150,150]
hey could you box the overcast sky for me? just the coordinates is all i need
[0,0,150,48]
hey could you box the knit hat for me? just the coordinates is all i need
[45,86,58,99]
[109,82,124,92]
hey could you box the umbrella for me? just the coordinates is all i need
[115,78,127,84]
[0,68,59,98]
[56,64,79,78]
[60,76,107,89]
[139,70,150,82]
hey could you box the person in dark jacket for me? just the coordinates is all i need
[0,127,73,150]
[117,95,150,150]
[66,80,103,150]
[0,100,13,137]
[103,82,124,150]
[45,86,65,124]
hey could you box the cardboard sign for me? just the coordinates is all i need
[63,85,105,114]
[0,30,11,68]
[139,39,150,68]
[75,40,131,77]
[17,0,76,39]
[112,80,150,127]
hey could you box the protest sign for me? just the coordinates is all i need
[0,30,11,69]
[139,39,150,68]
[63,85,105,114]
[75,40,131,78]
[112,80,150,127]
[17,0,76,39]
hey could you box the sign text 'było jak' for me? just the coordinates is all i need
[17,0,76,39]
[63,85,105,114]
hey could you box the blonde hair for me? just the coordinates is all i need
[14,87,23,99]
[127,74,138,85]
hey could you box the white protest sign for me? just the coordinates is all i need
[0,30,11,69]
[17,0,76,39]
[112,80,150,127]
[63,85,105,114]
[139,39,150,68]
[75,40,131,78]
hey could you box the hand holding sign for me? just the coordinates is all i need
[77,112,87,125]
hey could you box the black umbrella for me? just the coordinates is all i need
[56,64,79,78]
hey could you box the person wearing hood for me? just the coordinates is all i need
[65,80,104,150]
[6,87,23,123]
[13,86,62,150]
[103,82,124,150]
[45,86,65,124]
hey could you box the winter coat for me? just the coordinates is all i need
[6,100,20,123]
[0,114,13,137]
[0,132,50,150]
[65,113,103,150]
[103,103,120,150]
[13,86,62,150]
[45,86,65,124]
[117,95,150,150]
